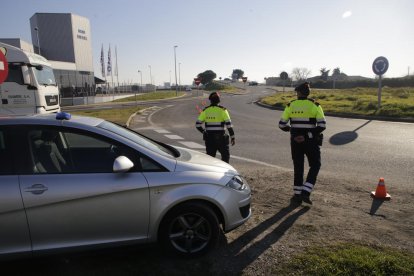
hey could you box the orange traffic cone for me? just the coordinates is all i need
[371,177,391,200]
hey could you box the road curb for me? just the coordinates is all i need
[255,101,414,123]
[126,111,139,128]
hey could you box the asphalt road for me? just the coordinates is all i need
[124,87,413,189]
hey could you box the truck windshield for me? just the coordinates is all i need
[33,65,57,86]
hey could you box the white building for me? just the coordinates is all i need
[29,13,95,97]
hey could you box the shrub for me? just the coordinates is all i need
[205,81,229,91]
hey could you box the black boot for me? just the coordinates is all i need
[301,193,313,205]
[290,194,302,205]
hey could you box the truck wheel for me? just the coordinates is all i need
[159,202,220,256]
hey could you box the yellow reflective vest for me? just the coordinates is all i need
[279,98,326,135]
[196,105,235,137]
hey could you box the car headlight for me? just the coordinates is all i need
[226,175,246,190]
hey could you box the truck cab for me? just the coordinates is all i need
[0,42,60,116]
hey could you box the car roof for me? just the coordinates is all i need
[0,113,105,128]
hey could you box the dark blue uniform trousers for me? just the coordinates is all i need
[291,138,321,195]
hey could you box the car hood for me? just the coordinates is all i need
[174,146,238,174]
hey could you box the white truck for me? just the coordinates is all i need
[0,42,60,115]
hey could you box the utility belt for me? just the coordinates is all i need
[291,131,323,146]
[203,131,229,145]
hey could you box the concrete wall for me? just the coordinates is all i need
[61,94,136,106]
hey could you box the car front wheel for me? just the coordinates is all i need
[159,202,220,256]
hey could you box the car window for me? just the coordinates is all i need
[0,128,14,175]
[140,155,165,172]
[64,132,110,148]
[27,127,165,174]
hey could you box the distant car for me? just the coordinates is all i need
[0,113,251,258]
[248,81,258,86]
[185,87,192,91]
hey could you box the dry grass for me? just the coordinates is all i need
[261,87,414,118]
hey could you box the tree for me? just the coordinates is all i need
[232,69,244,80]
[320,67,330,81]
[197,70,217,85]
[332,67,341,89]
[291,67,311,82]
[332,67,341,78]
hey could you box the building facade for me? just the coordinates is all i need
[0,38,34,53]
[29,13,95,97]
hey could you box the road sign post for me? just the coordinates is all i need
[372,56,389,109]
[194,77,201,96]
[280,72,288,92]
[242,77,247,87]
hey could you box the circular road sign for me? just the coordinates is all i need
[372,56,389,76]
[0,50,9,84]
[280,71,288,80]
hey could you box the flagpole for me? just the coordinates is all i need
[115,46,119,92]
[111,45,114,95]
[100,44,107,95]
[107,44,113,99]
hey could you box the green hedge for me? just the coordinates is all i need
[311,76,414,89]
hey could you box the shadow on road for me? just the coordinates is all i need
[222,203,310,273]
[329,120,372,145]
[369,198,387,218]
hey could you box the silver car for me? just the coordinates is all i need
[0,112,251,258]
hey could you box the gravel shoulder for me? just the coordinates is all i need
[211,164,414,275]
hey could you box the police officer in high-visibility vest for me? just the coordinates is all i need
[279,82,326,204]
[196,92,235,163]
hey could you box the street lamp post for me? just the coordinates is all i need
[174,45,178,96]
[138,70,142,92]
[169,70,172,88]
[34,27,41,55]
[148,65,152,87]
[179,62,181,92]
[136,70,142,105]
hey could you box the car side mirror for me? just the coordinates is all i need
[113,156,134,173]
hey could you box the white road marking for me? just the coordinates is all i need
[154,129,170,134]
[178,141,205,149]
[134,116,146,122]
[230,155,290,170]
[148,105,173,127]
[165,134,184,140]
[143,104,290,169]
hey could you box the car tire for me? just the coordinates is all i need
[159,202,220,256]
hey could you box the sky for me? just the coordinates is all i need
[2,0,414,85]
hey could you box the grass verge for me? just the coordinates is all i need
[273,243,414,276]
[71,106,145,125]
[261,87,414,118]
[111,91,185,102]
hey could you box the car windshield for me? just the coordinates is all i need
[98,120,176,157]
[32,65,57,86]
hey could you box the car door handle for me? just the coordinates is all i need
[25,184,49,195]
